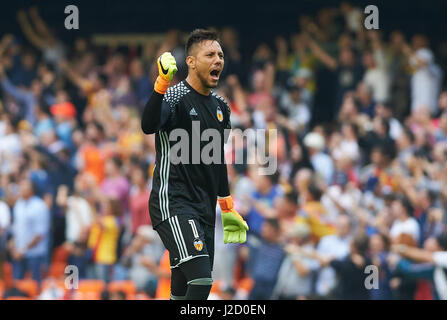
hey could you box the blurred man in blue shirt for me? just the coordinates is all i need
[246,171,282,236]
[10,178,50,283]
[248,218,285,300]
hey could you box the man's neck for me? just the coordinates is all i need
[185,74,211,96]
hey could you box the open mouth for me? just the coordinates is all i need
[210,69,221,81]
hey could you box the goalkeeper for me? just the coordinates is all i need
[141,29,248,300]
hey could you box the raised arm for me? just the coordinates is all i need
[17,9,49,49]
[0,64,32,103]
[393,244,435,264]
[226,75,247,113]
[307,35,338,71]
[264,61,276,94]
[275,36,289,71]
[0,34,14,57]
[28,6,58,44]
[141,52,178,134]
[59,60,93,92]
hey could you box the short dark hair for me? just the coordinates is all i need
[266,169,280,185]
[284,190,299,205]
[402,127,415,144]
[108,197,123,218]
[353,232,370,256]
[185,29,219,56]
[376,232,391,251]
[308,181,323,201]
[379,117,390,135]
[264,218,280,231]
[395,195,414,217]
[110,156,123,169]
[372,140,396,160]
[91,121,104,135]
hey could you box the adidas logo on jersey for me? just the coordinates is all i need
[189,108,198,116]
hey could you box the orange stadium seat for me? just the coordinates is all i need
[15,279,39,299]
[74,279,106,300]
[155,250,171,300]
[6,296,32,300]
[0,279,4,299]
[237,277,254,293]
[210,279,223,295]
[108,280,137,300]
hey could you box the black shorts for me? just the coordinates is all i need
[154,214,215,269]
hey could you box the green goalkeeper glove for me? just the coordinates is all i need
[218,196,249,244]
[154,52,178,94]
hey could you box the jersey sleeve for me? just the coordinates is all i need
[159,94,179,131]
[141,91,169,134]
[161,82,191,131]
[214,94,232,198]
[141,83,189,134]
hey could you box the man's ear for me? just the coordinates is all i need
[186,56,196,70]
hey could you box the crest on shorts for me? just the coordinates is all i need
[193,239,203,251]
[216,106,224,122]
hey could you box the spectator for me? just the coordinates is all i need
[393,232,447,300]
[248,218,285,300]
[434,111,447,143]
[307,35,364,115]
[119,226,165,297]
[389,196,420,244]
[375,103,403,141]
[129,58,152,109]
[361,49,390,104]
[403,34,443,115]
[314,214,352,298]
[303,131,334,185]
[57,180,93,279]
[358,116,395,165]
[75,121,107,184]
[245,170,282,236]
[0,199,11,281]
[355,82,376,119]
[87,197,123,283]
[0,63,41,125]
[100,156,131,220]
[10,178,50,283]
[308,232,372,299]
[276,84,311,134]
[273,221,319,299]
[300,180,335,240]
[129,165,151,235]
[369,232,392,300]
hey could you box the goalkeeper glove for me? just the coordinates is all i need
[218,196,249,244]
[154,52,178,94]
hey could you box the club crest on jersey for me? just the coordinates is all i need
[216,106,224,122]
[193,239,204,251]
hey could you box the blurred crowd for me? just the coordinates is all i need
[1,2,447,300]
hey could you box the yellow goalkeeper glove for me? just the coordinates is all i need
[154,52,178,94]
[218,196,249,244]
